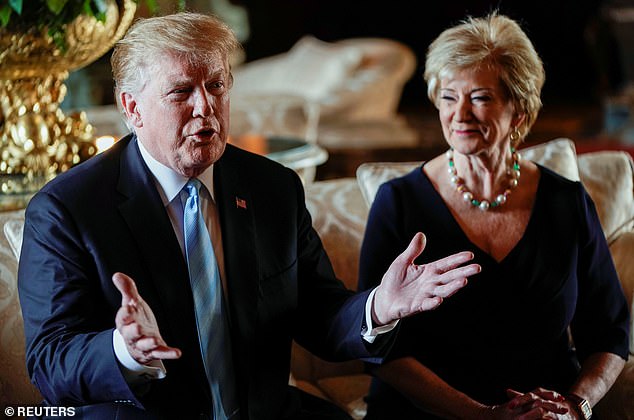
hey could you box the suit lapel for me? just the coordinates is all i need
[214,146,260,380]
[115,136,196,347]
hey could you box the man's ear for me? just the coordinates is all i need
[120,92,143,128]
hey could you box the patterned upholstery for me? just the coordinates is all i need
[0,209,40,407]
[305,178,368,290]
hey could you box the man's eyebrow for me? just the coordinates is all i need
[163,76,193,87]
[165,70,226,86]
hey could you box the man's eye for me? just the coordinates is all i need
[170,88,191,95]
[207,81,226,91]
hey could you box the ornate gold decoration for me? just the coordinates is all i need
[0,0,136,210]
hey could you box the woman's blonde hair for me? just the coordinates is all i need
[111,12,241,100]
[424,12,545,140]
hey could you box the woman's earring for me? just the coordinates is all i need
[510,127,521,143]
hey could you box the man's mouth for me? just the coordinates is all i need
[189,129,216,141]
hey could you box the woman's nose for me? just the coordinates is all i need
[454,97,472,121]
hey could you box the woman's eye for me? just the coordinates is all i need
[471,95,491,102]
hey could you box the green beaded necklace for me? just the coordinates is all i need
[447,147,521,211]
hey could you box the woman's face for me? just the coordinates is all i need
[438,67,523,155]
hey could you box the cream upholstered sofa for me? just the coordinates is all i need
[1,138,633,419]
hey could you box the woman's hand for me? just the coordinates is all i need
[487,388,577,420]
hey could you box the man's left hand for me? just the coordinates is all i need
[372,232,480,326]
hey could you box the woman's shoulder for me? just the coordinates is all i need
[535,163,584,195]
[371,161,424,191]
[535,163,591,219]
[368,163,432,213]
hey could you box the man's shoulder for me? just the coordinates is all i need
[38,135,132,199]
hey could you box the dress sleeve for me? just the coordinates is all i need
[571,184,630,361]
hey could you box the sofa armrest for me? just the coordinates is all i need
[0,210,41,407]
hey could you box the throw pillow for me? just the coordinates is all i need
[578,151,634,244]
[2,212,25,260]
[356,137,580,207]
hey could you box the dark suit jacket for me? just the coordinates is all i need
[18,134,381,419]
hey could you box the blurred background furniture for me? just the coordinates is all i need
[231,35,416,124]
[229,134,328,184]
[230,35,420,158]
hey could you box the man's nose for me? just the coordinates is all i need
[192,89,213,117]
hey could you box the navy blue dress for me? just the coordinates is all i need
[358,164,630,419]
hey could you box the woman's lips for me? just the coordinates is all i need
[453,129,478,136]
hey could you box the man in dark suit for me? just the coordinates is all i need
[17,12,480,420]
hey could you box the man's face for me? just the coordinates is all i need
[121,52,231,177]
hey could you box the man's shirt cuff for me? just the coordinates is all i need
[113,329,167,384]
[362,287,399,343]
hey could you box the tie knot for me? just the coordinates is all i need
[186,178,202,198]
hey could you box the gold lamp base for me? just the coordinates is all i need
[0,0,136,211]
[0,75,97,209]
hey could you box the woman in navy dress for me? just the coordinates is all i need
[358,12,630,420]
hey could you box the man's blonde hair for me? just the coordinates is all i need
[111,12,241,101]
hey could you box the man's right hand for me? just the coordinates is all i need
[113,272,182,364]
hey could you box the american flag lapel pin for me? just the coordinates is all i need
[236,196,247,209]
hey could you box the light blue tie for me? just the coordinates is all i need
[183,179,238,420]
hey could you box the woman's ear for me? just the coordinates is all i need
[120,92,143,128]
[512,112,526,131]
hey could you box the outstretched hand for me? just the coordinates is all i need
[113,272,182,364]
[372,232,481,325]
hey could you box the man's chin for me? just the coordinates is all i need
[183,155,223,177]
